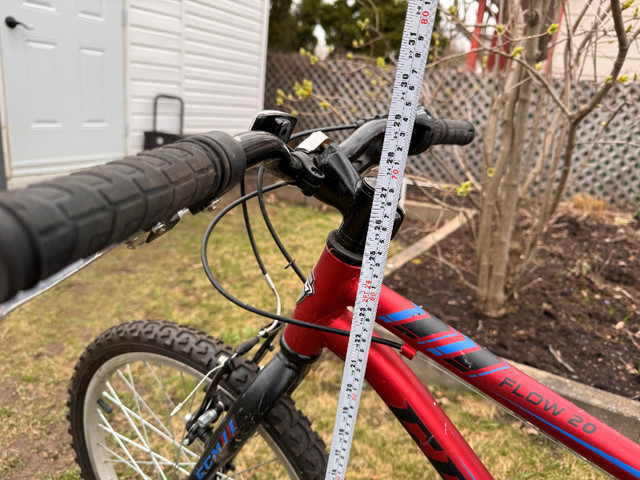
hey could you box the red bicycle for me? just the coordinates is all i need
[0,109,638,479]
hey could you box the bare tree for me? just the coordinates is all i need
[270,0,640,317]
[438,0,640,316]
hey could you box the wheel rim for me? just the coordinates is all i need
[82,352,300,479]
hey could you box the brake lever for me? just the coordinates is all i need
[144,207,194,244]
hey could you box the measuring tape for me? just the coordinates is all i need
[325,1,439,478]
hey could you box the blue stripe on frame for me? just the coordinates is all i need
[457,454,478,479]
[498,394,640,478]
[469,364,510,378]
[437,335,476,355]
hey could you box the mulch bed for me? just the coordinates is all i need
[387,208,640,400]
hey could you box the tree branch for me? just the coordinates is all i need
[571,0,630,123]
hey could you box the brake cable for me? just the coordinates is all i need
[239,178,284,361]
[256,165,307,283]
[201,182,402,350]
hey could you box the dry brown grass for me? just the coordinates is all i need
[0,199,611,479]
[571,194,607,212]
[559,194,637,227]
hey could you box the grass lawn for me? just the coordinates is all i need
[0,190,607,479]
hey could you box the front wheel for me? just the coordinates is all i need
[68,320,327,479]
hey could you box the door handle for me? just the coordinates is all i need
[5,16,33,30]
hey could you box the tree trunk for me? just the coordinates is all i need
[475,1,548,316]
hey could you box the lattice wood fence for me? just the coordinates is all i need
[265,53,640,208]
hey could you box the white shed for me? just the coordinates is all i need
[0,0,270,189]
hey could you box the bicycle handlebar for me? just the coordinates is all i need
[0,132,246,303]
[431,118,475,146]
[343,110,474,174]
[0,111,475,305]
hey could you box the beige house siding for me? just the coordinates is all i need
[551,0,640,80]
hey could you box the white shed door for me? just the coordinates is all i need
[0,1,124,183]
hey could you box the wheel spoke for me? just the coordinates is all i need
[115,366,193,448]
[105,381,169,480]
[97,410,154,480]
[101,389,199,460]
[113,363,202,469]
[100,442,158,475]
[227,457,279,477]
[100,443,194,468]
[123,365,167,480]
[144,361,188,423]
[98,410,192,476]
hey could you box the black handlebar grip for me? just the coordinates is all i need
[0,131,246,304]
[431,119,475,146]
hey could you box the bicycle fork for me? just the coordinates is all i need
[188,340,318,480]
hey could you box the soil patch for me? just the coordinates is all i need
[387,208,640,400]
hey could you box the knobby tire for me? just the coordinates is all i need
[67,320,327,479]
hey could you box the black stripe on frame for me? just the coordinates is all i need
[451,348,502,371]
[393,317,450,340]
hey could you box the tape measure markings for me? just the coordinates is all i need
[325,1,439,479]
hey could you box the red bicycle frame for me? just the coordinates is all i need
[284,246,640,479]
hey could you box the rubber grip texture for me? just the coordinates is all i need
[431,119,475,146]
[0,131,246,304]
